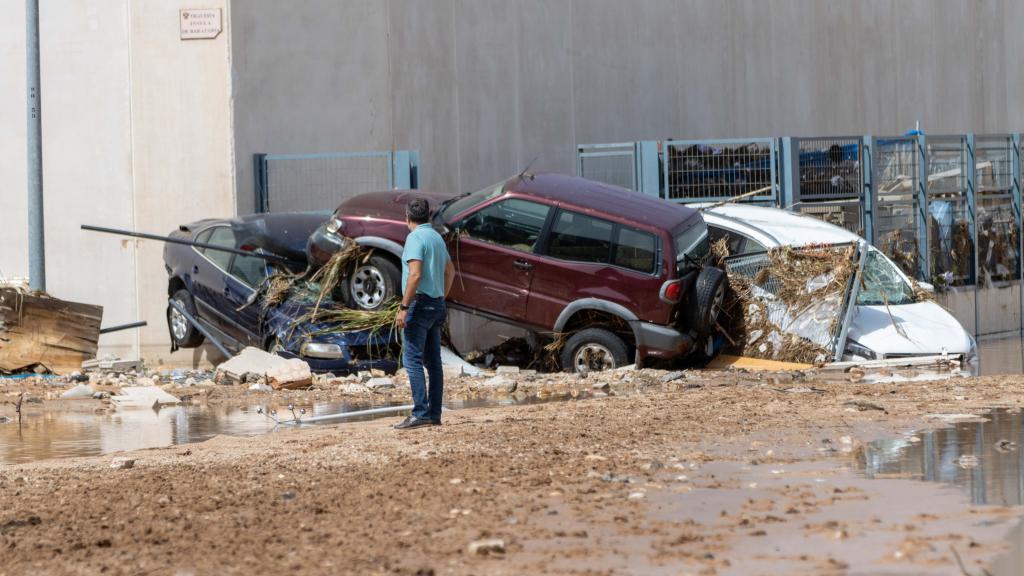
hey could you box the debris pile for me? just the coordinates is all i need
[718,244,858,365]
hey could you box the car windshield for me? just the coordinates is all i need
[674,219,710,269]
[438,179,509,223]
[857,248,915,305]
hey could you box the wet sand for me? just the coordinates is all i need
[2,371,1024,575]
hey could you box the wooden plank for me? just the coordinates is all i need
[0,288,103,374]
[706,354,814,371]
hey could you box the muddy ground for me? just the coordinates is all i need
[2,369,1024,575]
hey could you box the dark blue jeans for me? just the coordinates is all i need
[402,296,446,421]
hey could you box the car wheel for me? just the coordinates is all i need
[345,255,400,311]
[168,289,205,348]
[691,267,727,338]
[559,328,630,373]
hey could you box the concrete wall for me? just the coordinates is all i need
[230,0,1024,212]
[0,0,233,367]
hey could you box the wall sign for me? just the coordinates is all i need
[180,9,222,40]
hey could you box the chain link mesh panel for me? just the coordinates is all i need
[873,137,920,277]
[664,140,776,203]
[577,144,637,191]
[264,153,393,213]
[925,137,974,286]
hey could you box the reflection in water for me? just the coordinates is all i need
[862,409,1024,506]
[861,409,1024,575]
[0,391,597,466]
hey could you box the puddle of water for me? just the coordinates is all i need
[862,409,1024,574]
[0,391,598,466]
[862,408,1024,506]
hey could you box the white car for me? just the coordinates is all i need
[700,204,976,364]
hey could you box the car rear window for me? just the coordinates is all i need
[548,211,614,264]
[613,226,656,273]
[674,220,710,267]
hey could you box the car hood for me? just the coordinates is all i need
[336,190,456,221]
[847,301,972,356]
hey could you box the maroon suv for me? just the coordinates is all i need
[308,173,724,372]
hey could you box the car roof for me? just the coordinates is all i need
[702,203,861,246]
[505,173,699,231]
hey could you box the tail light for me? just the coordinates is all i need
[660,279,683,304]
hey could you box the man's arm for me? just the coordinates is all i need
[444,260,455,298]
[402,259,423,307]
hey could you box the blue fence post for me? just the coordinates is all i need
[779,137,798,210]
[916,134,930,282]
[862,136,875,244]
[966,134,978,286]
[253,153,268,213]
[636,141,660,197]
[392,150,419,189]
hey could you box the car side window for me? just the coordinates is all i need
[708,225,766,255]
[230,251,267,288]
[203,227,235,270]
[547,210,614,264]
[194,228,214,246]
[613,226,657,273]
[461,198,550,253]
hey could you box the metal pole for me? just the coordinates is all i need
[168,298,233,359]
[26,0,45,291]
[277,404,415,426]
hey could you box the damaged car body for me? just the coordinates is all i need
[163,212,399,374]
[309,173,726,371]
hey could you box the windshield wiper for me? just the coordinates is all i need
[433,193,471,223]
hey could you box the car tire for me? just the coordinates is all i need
[344,255,400,312]
[691,267,727,338]
[560,328,630,373]
[168,289,205,348]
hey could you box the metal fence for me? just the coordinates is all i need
[872,136,921,277]
[577,143,637,191]
[662,138,778,204]
[787,137,865,236]
[925,136,974,286]
[254,150,419,213]
[975,135,1020,283]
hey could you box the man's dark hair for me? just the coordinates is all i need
[406,198,430,224]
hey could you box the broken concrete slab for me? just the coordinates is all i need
[214,347,311,389]
[441,346,484,377]
[110,386,181,409]
[366,378,395,392]
[60,384,96,399]
[81,356,142,373]
[477,375,517,393]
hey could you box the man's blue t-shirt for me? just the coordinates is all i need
[402,224,450,298]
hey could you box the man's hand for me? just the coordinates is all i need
[396,309,407,328]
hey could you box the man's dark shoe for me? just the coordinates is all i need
[393,416,433,430]
[430,419,442,426]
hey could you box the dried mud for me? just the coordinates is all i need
[3,371,1024,575]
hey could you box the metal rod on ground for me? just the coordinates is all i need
[99,320,148,334]
[167,299,233,359]
[81,225,299,265]
[277,404,415,426]
[26,0,45,292]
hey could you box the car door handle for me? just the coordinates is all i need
[192,265,199,274]
[513,259,533,271]
[223,286,231,297]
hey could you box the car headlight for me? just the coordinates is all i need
[300,342,345,359]
[844,339,877,361]
[326,217,344,234]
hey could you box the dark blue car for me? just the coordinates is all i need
[163,212,399,374]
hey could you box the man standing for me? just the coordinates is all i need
[393,198,456,430]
